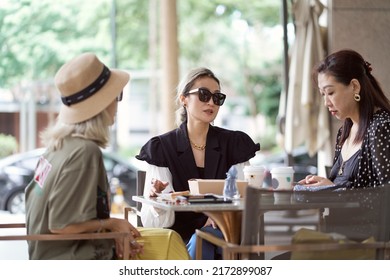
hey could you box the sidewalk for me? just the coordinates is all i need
[0,211,28,260]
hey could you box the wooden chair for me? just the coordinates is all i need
[0,222,131,259]
[124,170,146,227]
[195,185,390,260]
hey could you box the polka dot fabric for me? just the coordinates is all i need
[333,109,390,189]
[327,110,390,240]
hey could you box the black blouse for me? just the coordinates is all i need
[329,150,361,188]
[136,122,260,191]
[136,122,260,242]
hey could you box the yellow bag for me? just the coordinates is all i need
[290,228,376,260]
[131,228,190,260]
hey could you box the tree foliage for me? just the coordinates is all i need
[1,0,285,129]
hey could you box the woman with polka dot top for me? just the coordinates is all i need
[295,49,390,241]
[297,49,390,190]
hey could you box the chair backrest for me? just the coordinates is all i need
[0,223,131,259]
[377,184,390,242]
[240,186,264,259]
[318,184,390,242]
[239,185,390,259]
[135,170,146,226]
[241,186,260,244]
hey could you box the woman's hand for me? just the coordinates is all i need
[298,175,334,186]
[106,218,144,259]
[149,179,169,197]
[204,218,217,229]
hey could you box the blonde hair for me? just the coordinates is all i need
[41,109,112,151]
[175,67,220,126]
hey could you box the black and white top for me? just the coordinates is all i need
[326,109,390,241]
[329,109,390,189]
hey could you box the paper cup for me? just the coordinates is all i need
[270,166,294,191]
[243,165,265,188]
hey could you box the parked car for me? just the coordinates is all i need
[0,148,139,214]
[250,147,318,188]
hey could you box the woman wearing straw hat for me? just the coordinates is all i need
[25,53,189,260]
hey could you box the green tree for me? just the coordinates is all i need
[0,0,110,88]
[178,0,284,129]
[1,0,286,150]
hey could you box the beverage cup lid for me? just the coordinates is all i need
[270,166,294,174]
[243,165,264,171]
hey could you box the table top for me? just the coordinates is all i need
[132,189,360,213]
[132,195,244,211]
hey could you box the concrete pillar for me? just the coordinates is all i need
[328,0,390,152]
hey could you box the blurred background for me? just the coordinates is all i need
[1,0,390,215]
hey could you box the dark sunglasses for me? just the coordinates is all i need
[116,91,123,102]
[187,87,226,106]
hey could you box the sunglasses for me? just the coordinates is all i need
[187,87,226,106]
[116,91,123,102]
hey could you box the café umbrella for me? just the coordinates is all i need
[283,0,332,171]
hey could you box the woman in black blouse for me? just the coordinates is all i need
[298,49,390,240]
[136,67,260,259]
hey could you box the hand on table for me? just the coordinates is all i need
[149,178,169,197]
[298,175,334,187]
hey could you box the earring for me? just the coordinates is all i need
[354,92,361,102]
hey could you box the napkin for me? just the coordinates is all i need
[293,184,343,192]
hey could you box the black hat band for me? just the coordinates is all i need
[61,65,111,106]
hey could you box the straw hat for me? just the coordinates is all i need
[55,53,130,124]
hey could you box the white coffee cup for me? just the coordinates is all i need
[270,166,294,191]
[243,165,265,188]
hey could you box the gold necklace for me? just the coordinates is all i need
[190,139,206,151]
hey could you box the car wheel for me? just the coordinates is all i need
[7,190,25,214]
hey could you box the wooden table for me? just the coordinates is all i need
[132,196,244,244]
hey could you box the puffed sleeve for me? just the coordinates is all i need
[368,120,390,185]
[136,136,167,167]
[228,130,260,165]
[140,164,175,228]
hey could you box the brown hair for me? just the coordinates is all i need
[175,67,220,126]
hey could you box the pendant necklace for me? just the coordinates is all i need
[338,161,345,176]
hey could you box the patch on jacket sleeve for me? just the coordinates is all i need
[34,156,52,188]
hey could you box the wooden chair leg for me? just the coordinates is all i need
[195,232,203,260]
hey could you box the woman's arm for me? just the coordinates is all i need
[369,122,390,185]
[233,161,249,180]
[50,217,142,259]
[140,164,175,227]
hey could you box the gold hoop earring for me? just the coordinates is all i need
[354,93,361,102]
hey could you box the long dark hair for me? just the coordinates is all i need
[313,49,390,144]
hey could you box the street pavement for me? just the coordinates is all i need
[0,211,28,260]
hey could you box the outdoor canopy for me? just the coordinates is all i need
[280,0,333,172]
